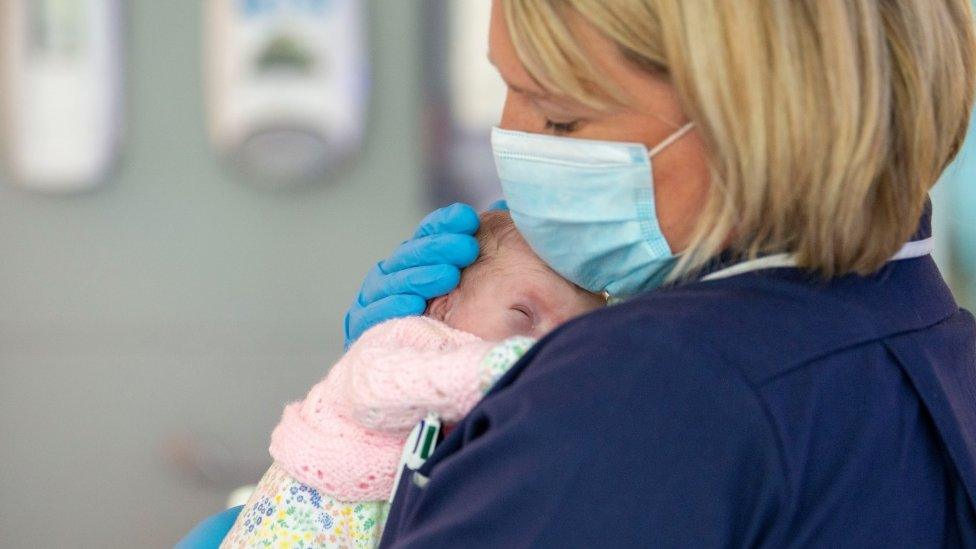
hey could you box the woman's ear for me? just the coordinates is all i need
[426,293,453,322]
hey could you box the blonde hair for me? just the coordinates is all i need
[502,0,976,278]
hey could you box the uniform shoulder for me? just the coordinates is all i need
[480,286,792,537]
[545,281,773,358]
[538,276,868,387]
[521,283,762,401]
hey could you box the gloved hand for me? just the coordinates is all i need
[175,505,243,549]
[488,199,509,211]
[343,203,480,348]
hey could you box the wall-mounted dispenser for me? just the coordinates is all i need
[0,0,124,192]
[205,0,369,187]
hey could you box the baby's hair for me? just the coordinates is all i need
[467,210,607,304]
[474,210,521,267]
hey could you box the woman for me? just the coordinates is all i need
[183,0,976,546]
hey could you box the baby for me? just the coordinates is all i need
[222,211,604,548]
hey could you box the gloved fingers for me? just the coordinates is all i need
[487,199,509,211]
[360,263,461,304]
[412,203,480,239]
[344,203,478,348]
[174,505,243,549]
[379,233,479,273]
[346,293,428,344]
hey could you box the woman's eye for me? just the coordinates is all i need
[544,119,580,134]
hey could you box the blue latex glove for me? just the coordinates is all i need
[488,199,509,211]
[175,505,242,549]
[343,203,480,347]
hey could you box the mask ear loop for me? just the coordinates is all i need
[648,122,695,158]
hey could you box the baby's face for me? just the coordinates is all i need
[427,232,605,341]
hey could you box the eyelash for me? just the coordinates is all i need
[512,306,533,324]
[544,119,580,134]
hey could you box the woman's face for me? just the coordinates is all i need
[487,0,711,254]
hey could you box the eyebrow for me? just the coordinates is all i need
[487,51,546,98]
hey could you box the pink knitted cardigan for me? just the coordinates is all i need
[269,316,498,502]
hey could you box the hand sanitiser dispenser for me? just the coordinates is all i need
[205,0,369,187]
[0,0,124,192]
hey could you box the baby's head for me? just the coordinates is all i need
[426,211,605,340]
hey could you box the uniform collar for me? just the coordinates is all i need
[692,203,955,357]
[693,200,934,282]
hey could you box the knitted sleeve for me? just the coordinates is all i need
[345,322,523,433]
[270,317,525,502]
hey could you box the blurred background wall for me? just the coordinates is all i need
[0,1,430,546]
[937,110,976,308]
[0,1,974,548]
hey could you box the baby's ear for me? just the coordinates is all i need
[425,293,453,322]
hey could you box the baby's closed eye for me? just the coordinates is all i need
[507,305,535,335]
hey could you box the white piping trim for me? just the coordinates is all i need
[891,236,934,260]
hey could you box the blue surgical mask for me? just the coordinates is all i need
[491,123,695,298]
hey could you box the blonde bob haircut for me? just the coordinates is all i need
[501,0,976,279]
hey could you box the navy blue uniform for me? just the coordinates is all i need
[380,220,976,547]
